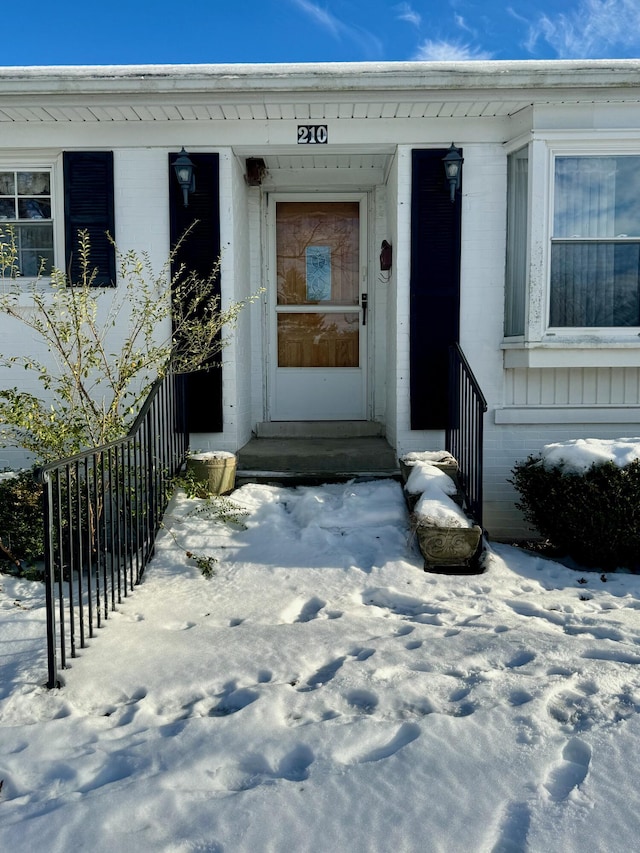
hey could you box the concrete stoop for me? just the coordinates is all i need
[236,424,398,485]
[254,421,385,439]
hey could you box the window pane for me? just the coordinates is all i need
[0,199,15,219]
[550,242,640,326]
[18,223,53,248]
[554,156,640,238]
[0,173,15,195]
[17,172,50,196]
[3,222,55,276]
[276,202,359,306]
[278,312,359,367]
[505,148,528,336]
[18,198,51,219]
[19,249,54,277]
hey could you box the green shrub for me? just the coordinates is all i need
[0,470,44,572]
[511,456,640,571]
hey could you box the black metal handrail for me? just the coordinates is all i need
[446,343,488,528]
[37,372,188,688]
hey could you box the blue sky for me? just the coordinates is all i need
[4,0,640,66]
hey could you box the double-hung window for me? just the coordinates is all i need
[0,169,54,277]
[550,155,640,328]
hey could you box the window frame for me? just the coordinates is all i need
[548,147,640,334]
[504,136,640,358]
[0,153,63,285]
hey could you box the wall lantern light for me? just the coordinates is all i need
[442,143,463,203]
[173,147,196,207]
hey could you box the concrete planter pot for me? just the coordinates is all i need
[415,522,483,573]
[399,454,459,488]
[186,452,237,495]
[401,454,462,513]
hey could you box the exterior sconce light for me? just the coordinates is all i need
[442,143,463,203]
[173,147,196,207]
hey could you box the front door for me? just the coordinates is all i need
[269,197,367,420]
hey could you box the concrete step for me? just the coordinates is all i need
[236,436,399,483]
[254,421,385,439]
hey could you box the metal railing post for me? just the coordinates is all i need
[446,343,488,529]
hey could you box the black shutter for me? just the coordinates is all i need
[63,151,115,286]
[169,152,222,433]
[410,149,462,429]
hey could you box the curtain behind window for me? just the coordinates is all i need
[551,156,640,327]
[505,148,528,336]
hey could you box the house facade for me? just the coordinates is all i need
[1,60,640,538]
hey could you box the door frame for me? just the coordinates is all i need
[264,191,371,422]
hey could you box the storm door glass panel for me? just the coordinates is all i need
[276,201,360,367]
[277,313,359,367]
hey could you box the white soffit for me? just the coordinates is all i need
[0,98,535,123]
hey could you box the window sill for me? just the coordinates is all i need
[502,340,640,368]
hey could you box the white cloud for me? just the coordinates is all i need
[526,0,640,58]
[454,14,473,35]
[290,0,341,37]
[395,2,422,27]
[288,0,384,57]
[414,39,493,61]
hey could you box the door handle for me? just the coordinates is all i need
[361,293,368,326]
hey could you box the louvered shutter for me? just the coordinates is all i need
[63,151,115,286]
[169,152,222,433]
[410,149,462,429]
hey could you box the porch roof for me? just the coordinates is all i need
[0,60,639,123]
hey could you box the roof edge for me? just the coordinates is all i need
[0,59,639,95]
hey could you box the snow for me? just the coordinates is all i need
[405,462,458,497]
[414,489,472,528]
[189,451,236,461]
[2,478,640,852]
[540,437,640,473]
[404,462,472,529]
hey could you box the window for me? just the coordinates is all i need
[505,147,528,336]
[550,156,640,328]
[0,170,54,276]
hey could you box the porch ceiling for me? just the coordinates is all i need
[250,151,393,188]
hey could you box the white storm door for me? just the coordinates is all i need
[270,198,367,421]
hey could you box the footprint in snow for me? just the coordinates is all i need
[505,650,536,669]
[349,647,375,661]
[216,744,315,792]
[341,722,421,765]
[489,800,532,853]
[543,738,592,802]
[209,687,259,717]
[344,688,379,714]
[294,596,326,623]
[297,657,346,692]
[547,681,598,732]
[508,689,534,707]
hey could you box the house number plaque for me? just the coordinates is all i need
[297,125,329,144]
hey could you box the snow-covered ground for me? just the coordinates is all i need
[2,477,640,852]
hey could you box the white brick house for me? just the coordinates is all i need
[1,60,640,538]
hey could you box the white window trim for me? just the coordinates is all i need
[505,136,640,367]
[0,151,63,292]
